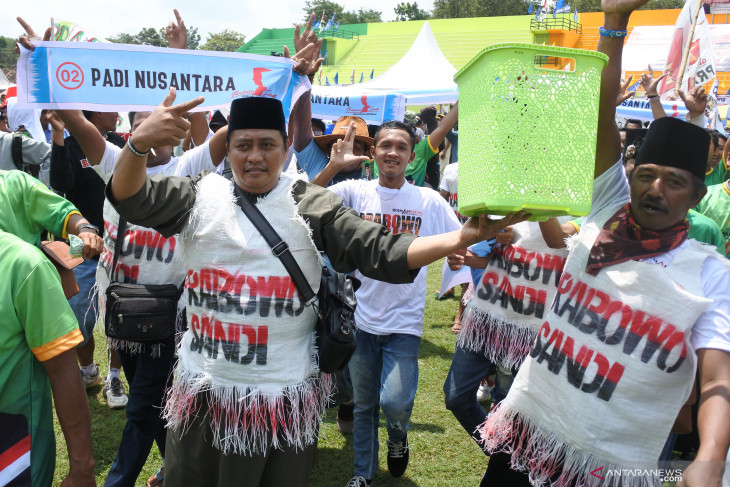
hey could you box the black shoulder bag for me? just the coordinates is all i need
[233,186,360,373]
[104,216,183,343]
[11,133,40,178]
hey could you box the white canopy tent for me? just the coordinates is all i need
[358,21,458,104]
[311,21,459,110]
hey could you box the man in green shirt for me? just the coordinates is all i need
[695,180,730,256]
[0,169,102,256]
[0,231,94,486]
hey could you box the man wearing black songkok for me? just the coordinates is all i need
[105,88,524,486]
[479,1,730,487]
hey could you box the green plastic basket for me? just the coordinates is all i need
[454,43,608,220]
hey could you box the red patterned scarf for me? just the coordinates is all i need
[586,203,689,276]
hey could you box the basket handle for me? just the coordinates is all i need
[504,47,579,75]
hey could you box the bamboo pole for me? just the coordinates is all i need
[675,0,706,98]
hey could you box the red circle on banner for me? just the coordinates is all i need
[56,62,84,90]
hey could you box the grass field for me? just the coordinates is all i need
[52,260,489,486]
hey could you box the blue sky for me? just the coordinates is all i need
[2,0,436,45]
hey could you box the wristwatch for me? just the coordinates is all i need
[78,223,100,235]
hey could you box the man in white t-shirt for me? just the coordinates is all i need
[479,1,730,486]
[320,121,462,487]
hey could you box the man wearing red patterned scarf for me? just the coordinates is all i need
[477,1,730,486]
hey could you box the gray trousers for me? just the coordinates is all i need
[164,412,317,487]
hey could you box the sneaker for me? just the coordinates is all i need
[386,434,409,477]
[345,476,372,487]
[81,364,102,389]
[476,374,495,403]
[337,403,354,434]
[103,377,129,409]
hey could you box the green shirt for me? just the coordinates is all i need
[0,170,79,246]
[704,159,729,187]
[695,181,730,256]
[0,231,82,486]
[370,136,438,187]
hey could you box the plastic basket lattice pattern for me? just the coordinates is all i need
[455,43,608,219]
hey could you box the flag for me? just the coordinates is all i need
[312,18,319,29]
[334,21,340,32]
[351,65,356,84]
[370,68,374,79]
[574,6,578,21]
[658,0,716,100]
[325,76,330,86]
[334,72,339,84]
[528,2,533,14]
[325,14,334,31]
[555,0,564,11]
[557,3,571,14]
[319,11,326,31]
[360,72,364,83]
[318,69,322,85]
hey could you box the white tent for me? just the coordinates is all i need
[311,21,458,109]
[359,21,458,105]
[0,69,13,91]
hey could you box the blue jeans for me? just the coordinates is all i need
[443,345,512,451]
[349,331,420,479]
[68,258,98,345]
[104,342,176,487]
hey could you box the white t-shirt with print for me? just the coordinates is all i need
[329,179,461,337]
[94,141,215,290]
[590,160,730,353]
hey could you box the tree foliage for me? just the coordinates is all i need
[303,0,382,24]
[340,8,383,23]
[432,0,530,18]
[394,2,431,21]
[0,36,19,82]
[199,30,247,52]
[573,0,684,11]
[107,25,200,49]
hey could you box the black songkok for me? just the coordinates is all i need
[229,97,286,134]
[635,116,710,181]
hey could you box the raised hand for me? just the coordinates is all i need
[294,14,317,53]
[16,17,51,52]
[617,75,635,106]
[639,64,666,97]
[678,77,708,119]
[329,122,370,171]
[287,41,324,77]
[129,88,204,152]
[46,110,65,133]
[165,9,187,49]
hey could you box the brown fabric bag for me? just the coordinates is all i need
[40,240,83,299]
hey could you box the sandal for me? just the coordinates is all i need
[147,467,164,487]
[451,320,462,334]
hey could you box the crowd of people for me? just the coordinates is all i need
[1,0,730,486]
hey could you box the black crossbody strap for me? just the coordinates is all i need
[11,133,24,170]
[233,185,317,306]
[110,216,127,282]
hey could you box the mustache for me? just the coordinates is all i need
[639,196,668,213]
